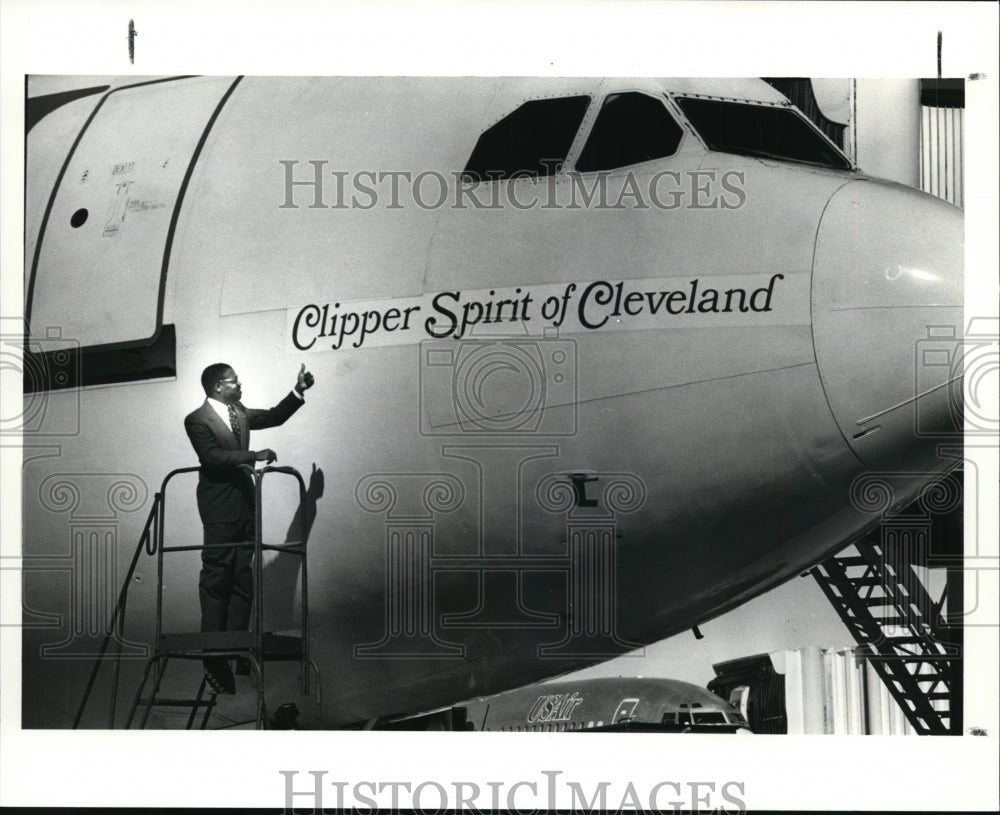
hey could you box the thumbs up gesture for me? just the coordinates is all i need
[295,363,315,395]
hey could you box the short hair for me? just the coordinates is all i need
[201,362,232,395]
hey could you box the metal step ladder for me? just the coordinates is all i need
[812,525,960,735]
[125,631,310,730]
[75,464,316,730]
[127,669,220,731]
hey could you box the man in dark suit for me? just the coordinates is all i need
[184,362,314,693]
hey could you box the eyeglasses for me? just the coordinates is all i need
[217,377,241,386]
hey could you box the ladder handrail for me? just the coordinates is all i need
[74,464,310,728]
[74,465,200,729]
[251,464,311,696]
[72,492,161,728]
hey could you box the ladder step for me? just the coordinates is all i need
[832,556,872,567]
[875,636,930,643]
[876,656,945,667]
[904,690,951,701]
[813,540,955,738]
[139,698,216,707]
[875,660,949,671]
[864,616,919,626]
[868,657,947,670]
[869,649,948,659]
[892,674,949,686]
[158,631,304,657]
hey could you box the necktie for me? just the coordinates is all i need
[227,404,241,443]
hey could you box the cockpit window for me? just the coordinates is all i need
[676,97,853,170]
[463,95,590,182]
[692,710,727,724]
[576,92,683,172]
[664,708,730,726]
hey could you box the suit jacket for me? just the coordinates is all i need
[184,393,303,524]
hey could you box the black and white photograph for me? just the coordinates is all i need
[1,2,997,812]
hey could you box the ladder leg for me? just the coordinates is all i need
[186,675,210,730]
[124,656,158,729]
[245,655,268,729]
[308,657,322,706]
[138,657,169,730]
[199,691,218,730]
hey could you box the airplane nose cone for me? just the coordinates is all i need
[812,179,964,471]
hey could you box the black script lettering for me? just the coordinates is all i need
[723,288,749,313]
[685,279,699,313]
[292,304,322,350]
[698,288,720,312]
[425,291,461,338]
[578,281,615,329]
[749,273,784,311]
[645,291,669,314]
[666,290,687,314]
[622,291,645,316]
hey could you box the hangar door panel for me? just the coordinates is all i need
[29,77,236,351]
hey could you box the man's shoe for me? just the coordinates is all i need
[203,659,236,695]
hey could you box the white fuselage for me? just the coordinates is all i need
[22,76,963,727]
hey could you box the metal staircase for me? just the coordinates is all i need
[74,465,316,730]
[812,525,960,735]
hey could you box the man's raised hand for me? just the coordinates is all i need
[295,363,315,395]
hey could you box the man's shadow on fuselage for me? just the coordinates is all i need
[261,463,324,630]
